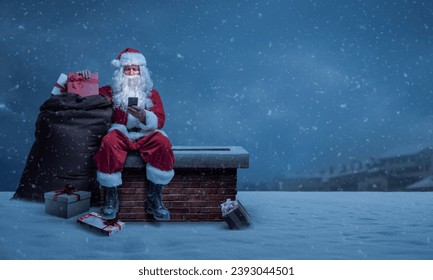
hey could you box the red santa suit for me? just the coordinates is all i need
[93,49,175,188]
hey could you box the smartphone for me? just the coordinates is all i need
[128,97,138,107]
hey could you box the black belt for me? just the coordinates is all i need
[128,127,141,133]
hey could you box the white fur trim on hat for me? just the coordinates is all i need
[96,170,122,187]
[111,52,147,68]
[146,163,175,185]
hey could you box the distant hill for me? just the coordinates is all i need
[241,147,433,192]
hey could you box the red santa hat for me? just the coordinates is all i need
[111,48,147,68]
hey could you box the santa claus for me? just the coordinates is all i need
[92,48,175,220]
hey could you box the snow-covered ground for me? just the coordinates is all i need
[0,191,432,260]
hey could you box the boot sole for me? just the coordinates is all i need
[146,208,170,221]
[101,213,117,220]
[101,209,119,220]
[154,214,170,221]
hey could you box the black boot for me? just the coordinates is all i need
[101,186,119,220]
[146,180,170,221]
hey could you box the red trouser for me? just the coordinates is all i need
[93,129,175,174]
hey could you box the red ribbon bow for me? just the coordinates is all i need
[69,73,84,89]
[102,219,122,230]
[54,83,66,93]
[53,184,80,201]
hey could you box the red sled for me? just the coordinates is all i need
[67,72,99,97]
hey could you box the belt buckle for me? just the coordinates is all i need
[128,127,141,133]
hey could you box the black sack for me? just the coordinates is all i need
[13,93,113,203]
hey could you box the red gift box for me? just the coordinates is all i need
[67,72,99,97]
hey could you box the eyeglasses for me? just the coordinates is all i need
[123,65,141,75]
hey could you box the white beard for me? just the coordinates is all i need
[112,70,153,111]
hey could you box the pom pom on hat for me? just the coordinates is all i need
[111,48,147,68]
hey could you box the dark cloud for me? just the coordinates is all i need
[1,0,433,190]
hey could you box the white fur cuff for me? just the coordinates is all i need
[146,163,174,185]
[139,110,158,131]
[127,113,141,128]
[96,170,122,187]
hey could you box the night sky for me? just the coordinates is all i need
[1,0,433,191]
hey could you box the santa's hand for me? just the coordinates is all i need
[77,69,91,79]
[127,106,146,124]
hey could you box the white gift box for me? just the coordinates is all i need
[77,212,125,236]
[44,188,91,219]
[51,73,68,95]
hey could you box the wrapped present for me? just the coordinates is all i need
[67,72,99,97]
[51,73,68,95]
[77,212,125,236]
[44,184,91,219]
[220,199,252,229]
